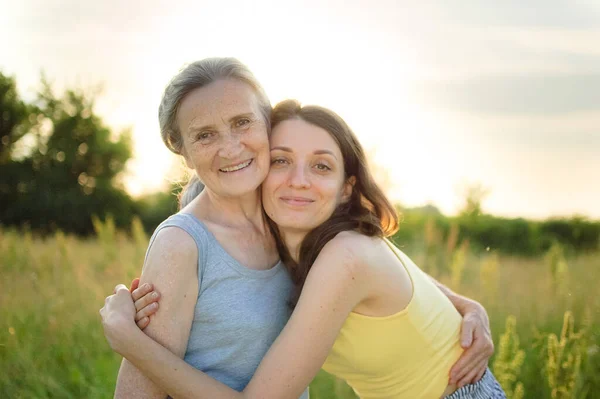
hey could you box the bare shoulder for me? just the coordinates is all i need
[324,231,378,258]
[148,225,197,253]
[142,226,198,277]
[139,226,199,355]
[314,231,375,276]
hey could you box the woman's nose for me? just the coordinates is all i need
[219,131,244,159]
[289,164,310,189]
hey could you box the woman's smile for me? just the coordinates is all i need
[279,195,315,207]
[218,158,253,173]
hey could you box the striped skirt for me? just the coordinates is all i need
[444,369,506,399]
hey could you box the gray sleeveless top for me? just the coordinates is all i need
[148,213,309,398]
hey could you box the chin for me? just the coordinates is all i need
[274,216,320,232]
[222,178,263,197]
[230,182,263,197]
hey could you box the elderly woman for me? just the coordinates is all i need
[101,58,494,398]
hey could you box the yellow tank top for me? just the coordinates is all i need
[322,239,464,398]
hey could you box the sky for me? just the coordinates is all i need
[1,0,599,219]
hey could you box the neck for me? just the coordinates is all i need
[194,188,267,232]
[279,228,309,263]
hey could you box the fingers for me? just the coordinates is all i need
[114,284,129,295]
[450,337,493,385]
[453,309,494,385]
[136,316,150,330]
[135,301,159,322]
[460,316,475,348]
[129,277,140,293]
[474,363,487,383]
[449,352,471,384]
[132,283,154,302]
[469,317,494,354]
[134,289,160,313]
[457,359,488,388]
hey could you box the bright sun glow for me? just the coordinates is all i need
[4,1,598,218]
[113,8,448,209]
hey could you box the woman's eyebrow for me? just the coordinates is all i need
[313,149,337,159]
[271,146,338,159]
[270,146,293,152]
[187,112,256,134]
[188,125,213,134]
[228,112,255,122]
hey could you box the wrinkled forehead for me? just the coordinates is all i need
[177,79,261,129]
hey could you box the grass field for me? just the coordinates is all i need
[1,221,599,399]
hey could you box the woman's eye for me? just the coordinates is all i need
[235,118,251,128]
[315,163,331,171]
[196,131,214,141]
[271,158,288,165]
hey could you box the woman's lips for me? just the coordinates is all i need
[219,158,253,173]
[280,196,315,206]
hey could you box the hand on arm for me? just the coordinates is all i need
[102,235,367,399]
[129,279,160,330]
[428,275,494,387]
[100,227,198,398]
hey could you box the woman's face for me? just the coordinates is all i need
[177,79,270,198]
[262,118,353,233]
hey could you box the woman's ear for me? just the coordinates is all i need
[341,176,356,203]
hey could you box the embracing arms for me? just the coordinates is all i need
[101,235,369,399]
[132,259,495,388]
[106,227,199,398]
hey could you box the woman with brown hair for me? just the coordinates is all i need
[101,96,504,398]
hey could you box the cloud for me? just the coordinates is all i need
[417,73,600,115]
[434,0,600,29]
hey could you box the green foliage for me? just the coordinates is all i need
[131,215,149,262]
[2,226,600,398]
[459,183,490,219]
[309,370,358,399]
[546,242,569,296]
[91,214,117,266]
[0,72,32,164]
[392,207,600,258]
[134,183,181,233]
[493,315,526,399]
[480,252,499,299]
[131,215,148,247]
[545,311,585,399]
[540,218,600,252]
[0,71,136,234]
[450,241,469,288]
[456,215,540,255]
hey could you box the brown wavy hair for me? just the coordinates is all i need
[267,99,399,307]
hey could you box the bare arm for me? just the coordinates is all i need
[111,227,198,398]
[102,236,368,399]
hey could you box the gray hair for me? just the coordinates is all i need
[158,58,272,208]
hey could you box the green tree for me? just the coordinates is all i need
[0,73,135,234]
[459,183,490,219]
[0,72,32,164]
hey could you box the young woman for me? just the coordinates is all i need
[101,95,504,398]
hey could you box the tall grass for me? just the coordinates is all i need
[1,221,599,398]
